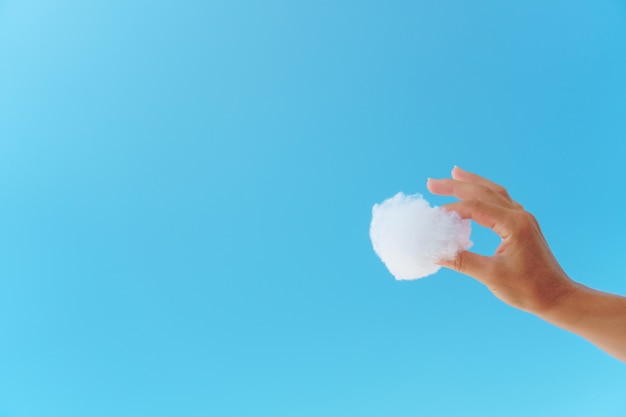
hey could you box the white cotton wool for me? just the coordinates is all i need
[370,193,472,280]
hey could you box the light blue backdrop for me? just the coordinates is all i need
[1,1,625,416]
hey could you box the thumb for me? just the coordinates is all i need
[438,250,491,284]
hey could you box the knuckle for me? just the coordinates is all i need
[511,211,538,236]
[479,184,495,197]
[453,253,466,273]
[466,198,481,210]
[492,184,515,202]
[493,184,508,196]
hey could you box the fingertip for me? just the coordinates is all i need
[426,178,450,195]
[435,258,454,268]
[452,165,466,179]
[426,177,436,192]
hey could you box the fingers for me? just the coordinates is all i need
[428,167,524,210]
[427,177,513,208]
[451,166,514,201]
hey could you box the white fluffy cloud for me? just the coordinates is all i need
[370,193,472,280]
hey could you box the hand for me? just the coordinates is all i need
[426,166,577,315]
[427,167,626,362]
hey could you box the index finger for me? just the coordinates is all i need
[427,178,514,208]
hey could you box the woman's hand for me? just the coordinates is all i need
[427,166,626,362]
[427,166,577,315]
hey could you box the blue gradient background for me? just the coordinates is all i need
[1,1,625,416]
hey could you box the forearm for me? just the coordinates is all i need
[537,282,626,363]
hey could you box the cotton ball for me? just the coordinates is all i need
[370,193,472,280]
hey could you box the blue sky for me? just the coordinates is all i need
[1,1,626,416]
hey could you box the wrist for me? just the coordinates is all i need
[534,280,590,328]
